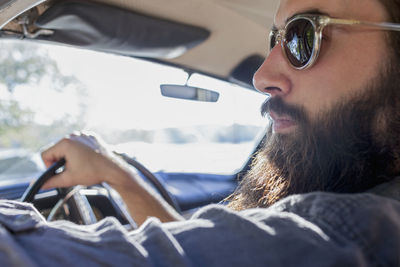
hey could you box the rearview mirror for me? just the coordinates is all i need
[160,84,219,102]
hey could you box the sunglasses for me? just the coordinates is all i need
[269,14,400,70]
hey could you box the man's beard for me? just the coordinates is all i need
[228,63,400,211]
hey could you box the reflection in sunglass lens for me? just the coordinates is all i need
[269,31,277,51]
[284,19,315,68]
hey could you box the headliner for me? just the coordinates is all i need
[1,0,279,79]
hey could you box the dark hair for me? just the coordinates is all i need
[379,0,400,59]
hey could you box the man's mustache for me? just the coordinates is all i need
[260,97,308,123]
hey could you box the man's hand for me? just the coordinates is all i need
[41,132,130,190]
[40,131,183,225]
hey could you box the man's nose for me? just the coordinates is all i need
[253,44,292,97]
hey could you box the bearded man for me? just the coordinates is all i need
[1,0,400,266]
[229,31,400,209]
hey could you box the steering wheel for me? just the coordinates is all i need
[20,158,100,225]
[21,159,66,203]
[21,153,180,225]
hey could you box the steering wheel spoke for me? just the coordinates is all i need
[48,186,97,224]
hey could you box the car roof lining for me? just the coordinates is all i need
[0,0,278,88]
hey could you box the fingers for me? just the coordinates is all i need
[41,131,103,168]
[69,134,97,151]
[68,131,109,153]
[41,138,71,168]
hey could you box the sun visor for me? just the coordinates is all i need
[34,1,210,59]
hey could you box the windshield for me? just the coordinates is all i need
[0,39,268,181]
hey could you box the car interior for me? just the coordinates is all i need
[0,0,277,227]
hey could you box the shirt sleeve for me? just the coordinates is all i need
[1,191,400,267]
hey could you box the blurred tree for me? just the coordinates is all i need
[0,42,77,92]
[0,100,31,130]
[0,41,86,149]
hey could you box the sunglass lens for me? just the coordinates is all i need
[284,19,315,68]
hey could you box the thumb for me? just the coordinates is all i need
[41,170,74,190]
